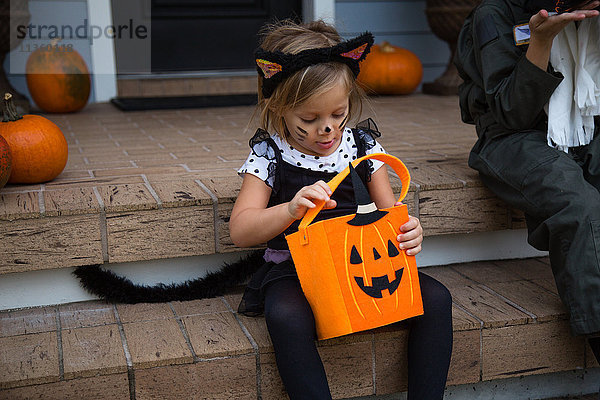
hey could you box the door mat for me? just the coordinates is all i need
[110,94,257,111]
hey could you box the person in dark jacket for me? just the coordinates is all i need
[455,0,600,365]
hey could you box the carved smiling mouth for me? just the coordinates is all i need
[354,268,403,298]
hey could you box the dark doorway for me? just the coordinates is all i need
[149,0,301,73]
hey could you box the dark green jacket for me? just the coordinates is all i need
[455,0,564,141]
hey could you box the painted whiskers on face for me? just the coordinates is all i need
[296,113,346,142]
[338,114,348,131]
[282,81,351,157]
[295,126,309,141]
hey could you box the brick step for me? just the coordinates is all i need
[1,257,598,399]
[0,95,525,277]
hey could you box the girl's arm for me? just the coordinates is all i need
[229,174,336,248]
[367,166,423,256]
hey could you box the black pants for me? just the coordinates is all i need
[469,129,600,335]
[263,272,453,400]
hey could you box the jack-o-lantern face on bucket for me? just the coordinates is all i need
[350,239,403,298]
[330,163,420,330]
[340,212,416,327]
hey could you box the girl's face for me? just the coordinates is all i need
[282,81,350,157]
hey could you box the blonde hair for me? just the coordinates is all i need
[255,20,366,141]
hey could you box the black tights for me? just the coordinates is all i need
[263,272,453,400]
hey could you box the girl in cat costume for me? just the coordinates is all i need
[229,20,452,400]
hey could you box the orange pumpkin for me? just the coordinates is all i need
[286,153,423,339]
[25,40,90,113]
[0,93,68,184]
[0,134,11,189]
[357,42,423,95]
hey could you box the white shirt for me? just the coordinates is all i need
[238,127,386,187]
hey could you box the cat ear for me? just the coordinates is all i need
[256,58,283,79]
[340,43,369,60]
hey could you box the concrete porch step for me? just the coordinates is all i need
[1,257,598,399]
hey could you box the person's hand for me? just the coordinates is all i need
[396,213,423,256]
[526,2,599,70]
[287,180,337,220]
[529,2,600,45]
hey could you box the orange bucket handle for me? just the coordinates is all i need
[297,153,410,241]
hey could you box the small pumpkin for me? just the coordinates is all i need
[0,93,68,184]
[25,39,91,113]
[357,42,423,95]
[0,134,11,189]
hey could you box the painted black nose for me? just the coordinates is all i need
[325,126,332,133]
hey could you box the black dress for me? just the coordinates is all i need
[237,120,381,316]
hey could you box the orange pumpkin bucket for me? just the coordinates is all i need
[286,153,423,340]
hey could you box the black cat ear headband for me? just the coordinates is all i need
[255,32,374,98]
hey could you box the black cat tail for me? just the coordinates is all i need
[72,250,265,304]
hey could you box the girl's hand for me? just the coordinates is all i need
[529,2,600,45]
[287,180,337,220]
[397,214,423,256]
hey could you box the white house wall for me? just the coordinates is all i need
[6,0,449,104]
[335,0,449,87]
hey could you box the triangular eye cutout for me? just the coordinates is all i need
[340,43,368,60]
[387,240,400,257]
[256,59,283,79]
[373,247,381,260]
[350,245,363,264]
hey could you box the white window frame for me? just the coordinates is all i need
[86,0,117,102]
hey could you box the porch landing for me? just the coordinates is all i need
[0,94,516,274]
